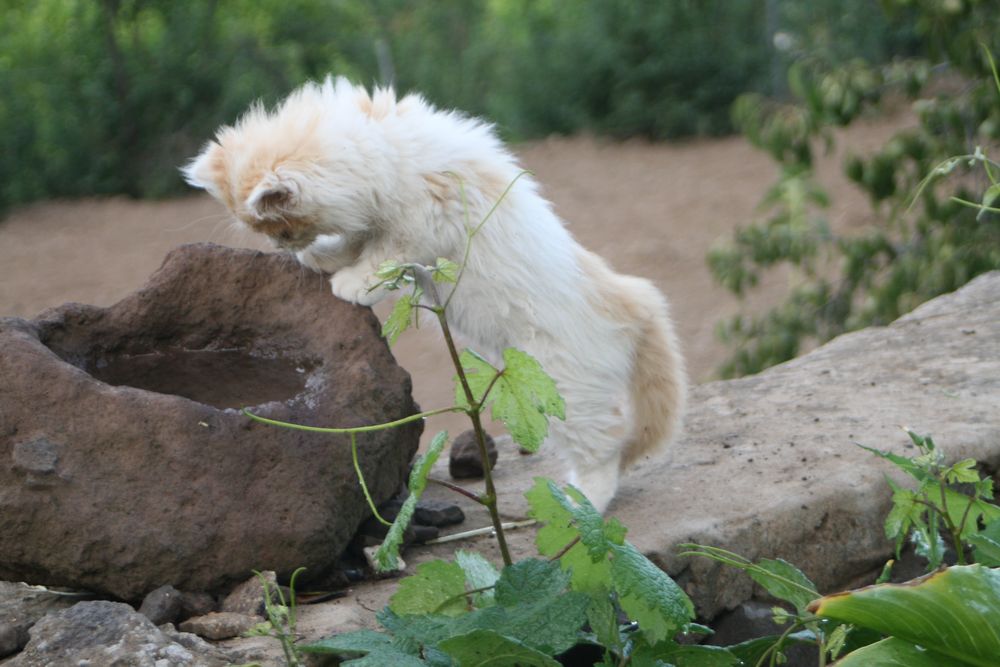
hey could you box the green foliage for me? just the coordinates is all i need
[712,2,1000,377]
[305,480,733,666]
[811,565,1000,667]
[860,429,1000,569]
[374,431,447,573]
[246,567,307,667]
[1,0,919,210]
[456,349,565,453]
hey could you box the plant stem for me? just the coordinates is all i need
[415,265,513,567]
[243,405,463,434]
[428,477,485,504]
[937,478,966,564]
[352,433,392,526]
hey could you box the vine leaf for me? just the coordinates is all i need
[456,348,565,451]
[374,431,447,572]
[390,559,468,617]
[382,287,422,346]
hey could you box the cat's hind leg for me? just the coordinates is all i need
[550,385,630,514]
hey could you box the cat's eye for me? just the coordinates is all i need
[277,230,293,241]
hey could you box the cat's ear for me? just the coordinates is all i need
[182,141,225,196]
[246,173,298,218]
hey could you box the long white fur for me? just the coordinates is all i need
[183,77,687,512]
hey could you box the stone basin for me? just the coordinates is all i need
[0,243,421,600]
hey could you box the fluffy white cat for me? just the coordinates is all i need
[183,77,686,512]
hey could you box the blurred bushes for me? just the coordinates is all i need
[710,0,1000,377]
[0,0,914,209]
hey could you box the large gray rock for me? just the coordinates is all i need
[0,243,421,600]
[5,601,230,666]
[460,270,1000,618]
[0,583,81,658]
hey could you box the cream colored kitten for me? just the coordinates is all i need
[183,77,686,513]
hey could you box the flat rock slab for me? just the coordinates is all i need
[0,243,421,600]
[425,270,1000,618]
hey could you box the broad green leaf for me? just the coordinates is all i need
[300,629,392,654]
[633,642,740,667]
[380,578,588,657]
[454,349,497,410]
[968,520,1000,566]
[302,628,430,666]
[610,541,694,644]
[832,637,956,667]
[340,647,430,666]
[455,550,500,606]
[437,629,560,666]
[811,564,1000,667]
[494,558,570,605]
[375,431,448,571]
[545,482,622,560]
[586,594,623,655]
[526,478,614,593]
[458,349,565,451]
[748,558,819,615]
[390,560,468,617]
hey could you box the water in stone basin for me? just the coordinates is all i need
[88,348,316,409]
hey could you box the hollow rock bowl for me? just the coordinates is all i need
[0,243,421,600]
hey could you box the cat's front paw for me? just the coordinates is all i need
[330,267,383,306]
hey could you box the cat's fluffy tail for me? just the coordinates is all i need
[620,277,687,470]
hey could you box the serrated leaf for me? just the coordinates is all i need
[811,565,1000,667]
[375,431,448,571]
[301,629,431,666]
[526,478,613,593]
[455,349,497,410]
[586,594,623,654]
[375,260,405,281]
[437,629,560,666]
[832,637,954,667]
[458,348,565,451]
[390,560,469,617]
[300,629,392,654]
[455,550,500,607]
[610,541,694,644]
[432,257,459,283]
[548,483,615,560]
[749,559,819,615]
[494,559,570,606]
[383,292,415,346]
[946,458,981,484]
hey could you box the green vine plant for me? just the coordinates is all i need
[860,428,1000,570]
[238,567,308,667]
[242,177,740,665]
[682,431,1000,667]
